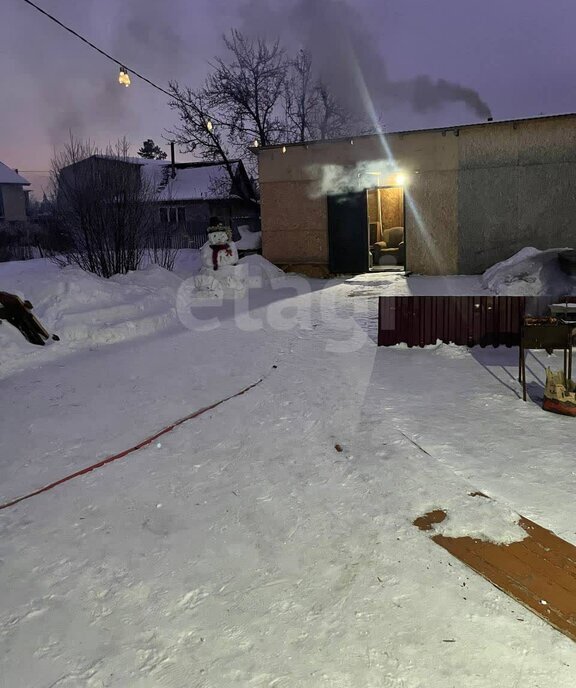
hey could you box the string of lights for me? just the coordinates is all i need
[18,0,262,146]
[20,0,188,104]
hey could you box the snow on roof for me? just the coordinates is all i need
[156,162,239,201]
[0,161,30,186]
[91,156,242,201]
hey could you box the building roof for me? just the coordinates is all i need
[0,161,30,186]
[92,156,246,201]
[66,155,255,202]
[253,111,576,153]
[154,161,242,201]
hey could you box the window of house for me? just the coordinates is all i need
[160,206,186,224]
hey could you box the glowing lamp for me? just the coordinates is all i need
[282,145,287,153]
[118,67,130,87]
[395,172,407,186]
[206,120,213,132]
[253,140,259,148]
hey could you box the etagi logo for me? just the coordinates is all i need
[175,273,369,353]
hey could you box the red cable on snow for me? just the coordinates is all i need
[0,378,264,511]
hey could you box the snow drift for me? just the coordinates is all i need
[481,247,576,297]
[0,251,285,378]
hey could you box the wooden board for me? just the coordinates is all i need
[0,291,57,346]
[414,507,576,642]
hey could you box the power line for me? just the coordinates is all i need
[19,0,184,104]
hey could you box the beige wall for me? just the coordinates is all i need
[379,187,403,230]
[260,180,328,263]
[0,184,28,222]
[258,130,459,274]
[457,117,576,272]
[258,114,576,275]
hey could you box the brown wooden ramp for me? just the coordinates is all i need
[414,507,576,642]
[0,291,58,345]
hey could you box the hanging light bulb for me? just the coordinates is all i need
[206,120,213,132]
[118,66,131,87]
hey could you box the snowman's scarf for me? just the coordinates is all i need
[210,243,232,271]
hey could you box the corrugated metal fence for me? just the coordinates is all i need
[378,296,528,347]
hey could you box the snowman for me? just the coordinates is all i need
[194,218,248,297]
[200,222,239,271]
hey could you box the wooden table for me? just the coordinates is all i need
[519,322,574,401]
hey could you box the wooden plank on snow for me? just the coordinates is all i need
[414,508,576,642]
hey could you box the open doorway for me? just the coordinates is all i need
[367,186,405,272]
[327,184,406,275]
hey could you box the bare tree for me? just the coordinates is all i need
[50,136,162,277]
[313,82,358,140]
[168,31,287,189]
[205,30,288,148]
[167,31,373,187]
[284,49,318,143]
[166,84,242,193]
[283,50,364,142]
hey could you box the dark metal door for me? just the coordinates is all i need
[327,191,369,274]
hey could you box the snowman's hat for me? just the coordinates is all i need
[207,219,232,242]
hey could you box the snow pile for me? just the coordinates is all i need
[481,247,576,296]
[392,339,444,350]
[239,254,285,287]
[0,253,287,376]
[0,257,199,377]
[236,224,262,251]
[424,493,527,545]
[172,248,203,276]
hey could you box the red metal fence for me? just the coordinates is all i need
[378,296,527,347]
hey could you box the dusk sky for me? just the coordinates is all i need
[2,0,576,175]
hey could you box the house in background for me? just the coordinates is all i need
[255,112,576,276]
[0,161,30,223]
[150,158,260,244]
[59,154,259,246]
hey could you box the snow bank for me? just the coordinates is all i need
[0,252,287,376]
[173,248,203,276]
[0,255,203,377]
[235,224,262,251]
[238,254,285,286]
[481,247,576,296]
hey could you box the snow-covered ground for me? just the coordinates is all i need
[1,254,575,687]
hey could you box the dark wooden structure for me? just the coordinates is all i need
[378,296,526,348]
[0,291,57,346]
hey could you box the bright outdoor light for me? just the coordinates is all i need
[206,120,213,132]
[282,146,287,153]
[118,67,130,87]
[253,140,259,147]
[395,172,407,186]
